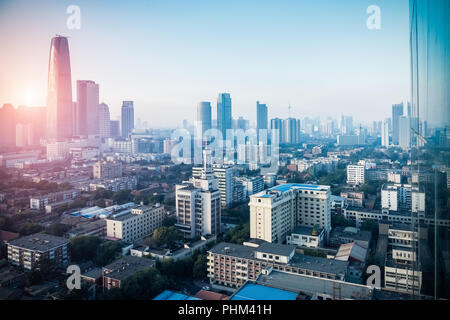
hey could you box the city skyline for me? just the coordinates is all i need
[0,0,411,128]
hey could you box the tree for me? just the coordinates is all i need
[112,190,133,204]
[121,267,169,300]
[152,226,182,248]
[193,254,207,279]
[45,223,71,237]
[94,241,122,266]
[162,216,176,227]
[70,236,103,262]
[19,223,43,236]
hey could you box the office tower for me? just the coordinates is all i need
[0,104,16,148]
[270,118,284,144]
[249,184,331,244]
[256,101,268,131]
[392,103,404,145]
[175,150,221,239]
[346,165,365,185]
[110,120,120,138]
[340,115,353,135]
[236,117,249,131]
[46,36,73,140]
[382,119,390,147]
[217,93,232,140]
[197,102,212,135]
[283,118,300,144]
[121,101,134,138]
[76,80,99,135]
[16,124,33,147]
[399,116,411,148]
[98,103,111,138]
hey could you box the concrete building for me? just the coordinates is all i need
[102,255,155,290]
[286,226,324,248]
[106,204,165,243]
[193,165,236,208]
[249,184,331,244]
[234,176,265,198]
[7,233,69,270]
[30,189,80,211]
[121,101,134,138]
[89,176,137,192]
[176,150,221,239]
[207,242,348,290]
[381,183,425,213]
[346,165,365,185]
[93,160,122,179]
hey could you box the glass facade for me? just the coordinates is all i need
[409,0,450,299]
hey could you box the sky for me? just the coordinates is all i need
[0,0,411,128]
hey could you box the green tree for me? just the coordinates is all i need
[94,241,122,266]
[19,223,43,236]
[70,235,103,262]
[121,267,169,300]
[45,223,71,237]
[152,226,182,248]
[192,254,207,279]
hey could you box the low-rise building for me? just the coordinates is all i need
[286,226,324,248]
[106,204,165,243]
[7,233,70,270]
[329,227,372,249]
[102,255,156,290]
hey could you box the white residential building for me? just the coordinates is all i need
[346,165,365,185]
[249,184,331,244]
[106,204,165,243]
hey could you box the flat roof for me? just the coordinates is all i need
[289,254,348,275]
[292,226,323,236]
[254,183,330,198]
[8,233,69,252]
[256,271,373,300]
[231,283,298,300]
[153,290,200,300]
[209,242,255,260]
[103,256,155,281]
[256,243,296,257]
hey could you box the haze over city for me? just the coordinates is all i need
[0,0,410,128]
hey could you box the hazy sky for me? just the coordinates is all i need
[0,0,411,128]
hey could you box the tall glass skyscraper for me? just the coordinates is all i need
[197,101,212,135]
[46,36,73,141]
[409,0,450,299]
[76,80,99,136]
[217,93,232,140]
[121,101,134,138]
[392,103,404,145]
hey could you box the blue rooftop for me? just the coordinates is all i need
[153,290,201,300]
[231,283,297,300]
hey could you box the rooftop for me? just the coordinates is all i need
[8,233,69,252]
[254,183,330,198]
[256,271,373,300]
[292,226,324,236]
[231,283,298,300]
[208,242,255,260]
[103,256,156,281]
[289,254,348,276]
[153,289,200,300]
[256,242,296,257]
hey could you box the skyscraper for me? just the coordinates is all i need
[110,120,121,138]
[392,103,404,145]
[197,102,212,135]
[46,36,73,141]
[256,101,268,131]
[283,118,300,144]
[381,119,390,147]
[399,116,411,148]
[270,118,284,144]
[76,80,99,135]
[121,101,134,138]
[217,93,232,140]
[98,103,111,138]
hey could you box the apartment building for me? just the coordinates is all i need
[176,150,221,239]
[249,184,331,244]
[234,176,265,198]
[193,164,235,208]
[89,176,137,192]
[30,189,80,211]
[207,242,348,290]
[7,233,69,270]
[381,183,425,213]
[102,255,156,290]
[346,165,365,185]
[106,204,165,243]
[93,160,122,179]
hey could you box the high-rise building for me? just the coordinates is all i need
[399,116,411,148]
[15,123,33,147]
[256,101,268,131]
[249,184,331,244]
[46,36,73,141]
[283,118,300,144]
[110,120,121,138]
[175,150,221,239]
[392,103,404,145]
[270,118,284,144]
[381,119,390,147]
[98,103,111,138]
[217,93,232,140]
[121,101,134,138]
[197,102,212,135]
[93,160,122,179]
[346,165,365,185]
[0,104,16,148]
[76,80,99,135]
